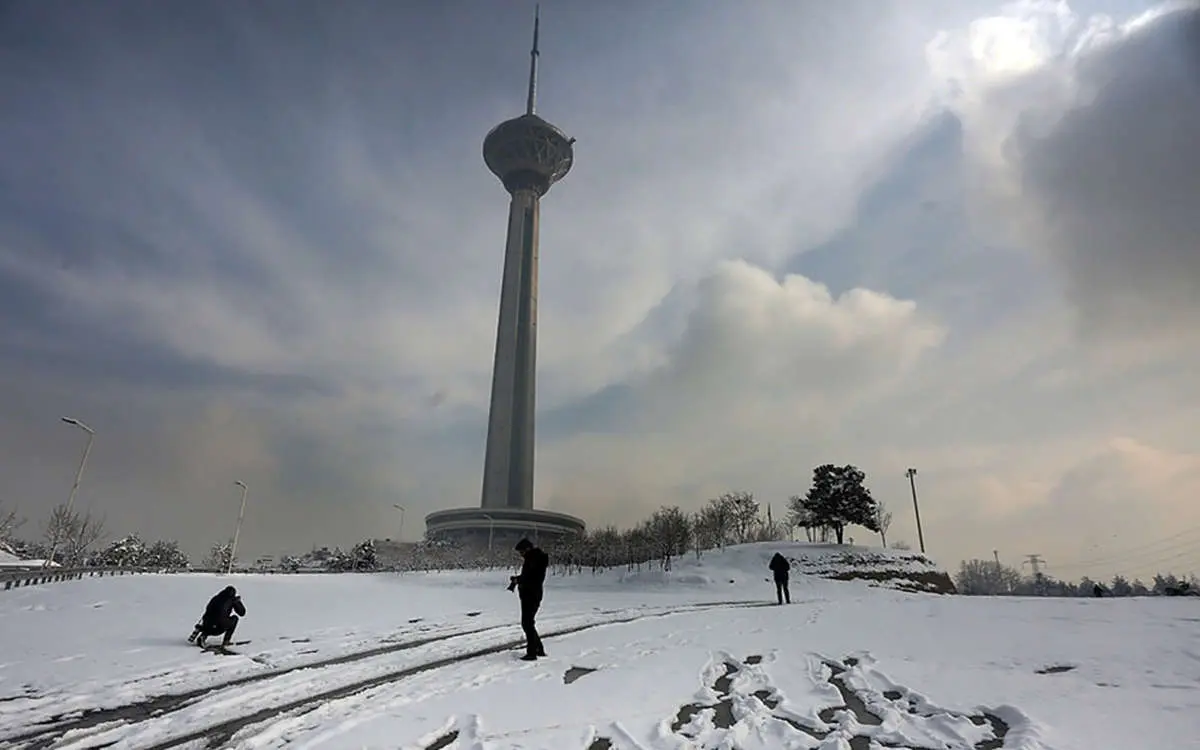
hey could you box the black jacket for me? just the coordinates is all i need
[203,588,246,627]
[515,547,549,598]
[768,553,790,581]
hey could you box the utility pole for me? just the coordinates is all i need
[393,504,406,541]
[905,468,926,554]
[228,481,249,576]
[993,549,1001,569]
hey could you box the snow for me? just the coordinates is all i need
[0,550,58,568]
[1,542,1196,749]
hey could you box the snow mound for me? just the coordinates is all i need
[613,542,955,594]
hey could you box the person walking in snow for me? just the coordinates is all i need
[508,538,549,661]
[768,552,791,605]
[187,585,246,648]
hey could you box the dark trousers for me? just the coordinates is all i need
[774,578,790,605]
[520,595,544,657]
[199,615,239,643]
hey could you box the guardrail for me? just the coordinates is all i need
[0,566,156,590]
[0,562,522,591]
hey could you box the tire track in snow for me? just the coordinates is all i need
[4,621,508,750]
[132,601,775,750]
[7,600,769,750]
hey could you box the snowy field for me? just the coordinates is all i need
[1,543,1197,750]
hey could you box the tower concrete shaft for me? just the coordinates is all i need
[478,6,572,512]
[481,189,541,510]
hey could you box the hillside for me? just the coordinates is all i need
[0,551,1192,748]
[613,541,956,594]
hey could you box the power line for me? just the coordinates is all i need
[1053,532,1200,572]
[1110,547,1200,576]
[1052,523,1200,569]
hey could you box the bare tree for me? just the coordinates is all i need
[43,503,105,566]
[644,506,692,571]
[875,502,893,547]
[697,497,734,550]
[722,491,761,544]
[955,559,1022,595]
[0,503,25,554]
[787,495,818,542]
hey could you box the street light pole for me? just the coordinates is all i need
[392,504,406,541]
[47,417,95,568]
[228,481,249,576]
[905,468,926,555]
[481,514,494,552]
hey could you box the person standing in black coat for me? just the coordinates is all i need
[768,552,791,605]
[508,538,548,661]
[187,585,247,648]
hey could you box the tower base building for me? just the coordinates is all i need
[423,507,585,549]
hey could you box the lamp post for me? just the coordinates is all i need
[480,513,495,552]
[905,468,926,554]
[392,504,406,541]
[228,481,248,575]
[47,417,95,568]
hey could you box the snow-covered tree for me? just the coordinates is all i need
[323,547,354,571]
[279,554,302,573]
[1109,575,1133,597]
[351,539,377,570]
[203,540,234,571]
[145,540,190,569]
[96,534,147,567]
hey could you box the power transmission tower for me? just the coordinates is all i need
[1022,554,1046,576]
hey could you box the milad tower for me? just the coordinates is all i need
[424,7,586,548]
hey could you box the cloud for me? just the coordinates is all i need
[540,260,946,524]
[936,1,1200,339]
[972,437,1200,581]
[2,0,1198,583]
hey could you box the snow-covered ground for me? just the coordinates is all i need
[1,542,1196,749]
[0,549,57,568]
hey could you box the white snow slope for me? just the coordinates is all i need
[0,541,1196,749]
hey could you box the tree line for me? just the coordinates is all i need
[954,558,1198,597]
[0,464,892,573]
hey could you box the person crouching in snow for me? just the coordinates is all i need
[188,585,246,648]
[768,552,791,605]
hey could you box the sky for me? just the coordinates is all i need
[1,0,1198,582]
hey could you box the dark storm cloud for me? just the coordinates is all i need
[1009,5,1200,337]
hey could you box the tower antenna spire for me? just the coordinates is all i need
[525,4,540,115]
